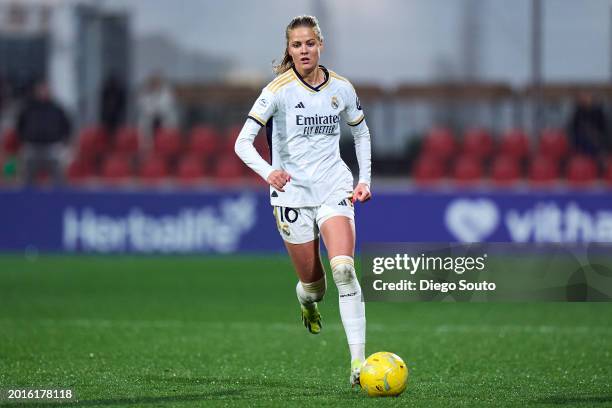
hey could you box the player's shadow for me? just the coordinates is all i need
[143,374,300,388]
[144,374,324,393]
[535,395,612,405]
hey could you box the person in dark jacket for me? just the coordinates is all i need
[99,74,126,137]
[17,80,72,185]
[568,92,610,159]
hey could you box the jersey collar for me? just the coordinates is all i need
[291,65,330,93]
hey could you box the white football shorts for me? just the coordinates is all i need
[272,191,355,244]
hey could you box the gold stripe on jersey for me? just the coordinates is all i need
[248,112,266,126]
[347,114,365,126]
[269,77,294,93]
[267,71,294,93]
[329,71,350,84]
[268,70,292,87]
[265,74,287,91]
[268,76,295,93]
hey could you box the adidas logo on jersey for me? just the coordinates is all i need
[295,101,305,109]
[338,198,354,207]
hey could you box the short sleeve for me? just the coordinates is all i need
[247,88,276,127]
[342,85,365,127]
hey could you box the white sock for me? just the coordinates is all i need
[296,276,326,312]
[330,255,366,362]
[349,343,366,363]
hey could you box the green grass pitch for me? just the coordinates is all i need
[1,255,611,407]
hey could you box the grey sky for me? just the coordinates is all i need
[104,0,612,85]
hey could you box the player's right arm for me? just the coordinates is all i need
[234,88,291,191]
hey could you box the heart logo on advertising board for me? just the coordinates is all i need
[445,199,499,242]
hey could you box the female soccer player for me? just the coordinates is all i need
[234,15,371,386]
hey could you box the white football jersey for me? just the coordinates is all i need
[247,66,369,207]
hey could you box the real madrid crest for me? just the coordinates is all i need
[331,96,339,109]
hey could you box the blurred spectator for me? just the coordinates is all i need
[568,92,610,159]
[137,73,178,149]
[0,81,23,133]
[0,76,5,116]
[0,76,10,130]
[99,74,127,137]
[16,80,72,185]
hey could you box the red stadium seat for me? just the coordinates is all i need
[604,158,612,185]
[538,128,569,159]
[66,156,95,183]
[188,125,221,157]
[2,129,20,154]
[528,156,559,185]
[79,126,109,158]
[176,155,206,183]
[491,155,521,186]
[139,155,169,184]
[462,128,494,159]
[220,137,239,156]
[215,154,245,182]
[412,154,445,185]
[566,155,597,187]
[101,154,132,181]
[113,126,140,155]
[422,127,456,160]
[451,155,483,184]
[154,128,183,158]
[499,129,529,159]
[226,124,244,140]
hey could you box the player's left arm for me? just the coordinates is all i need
[343,85,372,203]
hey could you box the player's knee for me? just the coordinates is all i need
[298,276,327,303]
[331,256,356,285]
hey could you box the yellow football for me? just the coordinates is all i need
[360,351,409,397]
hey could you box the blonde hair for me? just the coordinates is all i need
[273,15,324,75]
